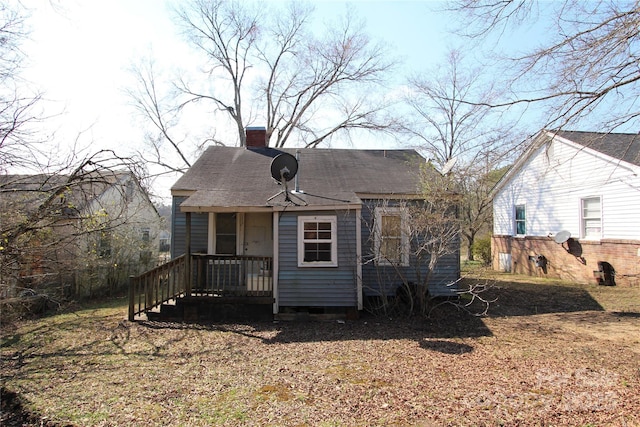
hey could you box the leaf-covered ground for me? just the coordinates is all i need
[1,274,639,426]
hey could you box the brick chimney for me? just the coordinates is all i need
[245,126,267,148]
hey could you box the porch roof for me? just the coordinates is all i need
[178,188,362,212]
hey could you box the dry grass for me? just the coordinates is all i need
[1,274,639,426]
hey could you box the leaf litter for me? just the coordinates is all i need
[1,279,639,426]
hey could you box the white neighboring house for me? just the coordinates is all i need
[76,172,163,295]
[0,171,162,297]
[491,130,640,287]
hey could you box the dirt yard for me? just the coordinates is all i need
[1,273,639,426]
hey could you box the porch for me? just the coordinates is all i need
[128,254,274,322]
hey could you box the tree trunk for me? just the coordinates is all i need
[467,238,474,261]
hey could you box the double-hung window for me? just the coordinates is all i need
[374,207,409,266]
[581,197,602,239]
[298,216,337,267]
[515,205,526,236]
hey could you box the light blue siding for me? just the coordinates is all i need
[169,196,460,304]
[171,196,208,258]
[278,210,359,307]
[360,200,460,298]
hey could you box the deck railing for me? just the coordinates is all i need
[128,254,273,321]
[129,254,187,321]
[191,254,273,296]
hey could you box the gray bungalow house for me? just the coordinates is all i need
[129,128,459,321]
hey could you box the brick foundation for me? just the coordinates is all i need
[492,235,640,287]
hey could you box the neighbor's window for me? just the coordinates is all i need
[98,231,111,258]
[581,197,602,239]
[515,205,526,235]
[159,237,170,253]
[298,216,337,267]
[141,228,150,243]
[374,207,409,266]
[139,228,152,264]
[216,213,237,255]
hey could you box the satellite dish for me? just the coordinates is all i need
[270,153,298,182]
[440,157,457,175]
[554,230,571,244]
[267,152,306,206]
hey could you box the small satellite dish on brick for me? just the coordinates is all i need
[267,152,305,205]
[270,153,298,182]
[554,230,571,244]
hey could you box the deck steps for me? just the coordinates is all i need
[145,295,274,322]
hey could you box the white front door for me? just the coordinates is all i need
[243,213,273,257]
[244,212,273,292]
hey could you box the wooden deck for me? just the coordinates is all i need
[129,254,274,322]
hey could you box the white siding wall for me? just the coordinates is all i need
[84,178,162,247]
[494,138,640,240]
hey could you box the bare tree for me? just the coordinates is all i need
[458,161,509,261]
[254,4,396,148]
[403,49,516,259]
[0,150,158,300]
[127,58,215,177]
[0,3,44,173]
[404,50,511,165]
[131,0,396,172]
[449,0,640,132]
[364,166,493,317]
[175,0,259,147]
[409,168,462,314]
[0,3,162,317]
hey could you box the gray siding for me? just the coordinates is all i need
[171,196,208,258]
[278,210,358,307]
[360,200,460,297]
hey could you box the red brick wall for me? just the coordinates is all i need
[492,235,640,287]
[246,128,267,148]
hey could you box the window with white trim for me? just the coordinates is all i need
[515,205,526,236]
[298,216,337,267]
[581,197,601,239]
[374,207,409,266]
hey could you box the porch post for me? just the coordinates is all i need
[272,211,279,314]
[356,207,363,310]
[185,211,192,296]
[128,275,135,322]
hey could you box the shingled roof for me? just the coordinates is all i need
[172,147,426,210]
[490,129,640,199]
[555,130,640,166]
[0,171,135,216]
